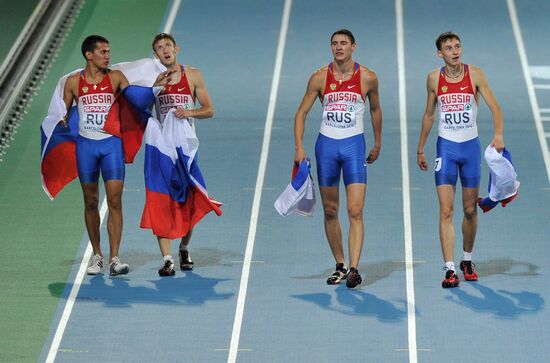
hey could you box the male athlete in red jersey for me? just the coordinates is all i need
[416,32,504,288]
[294,29,382,288]
[61,35,130,276]
[147,33,214,276]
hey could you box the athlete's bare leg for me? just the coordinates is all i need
[437,184,456,263]
[345,183,366,269]
[319,186,345,264]
[81,182,102,256]
[461,187,479,253]
[105,179,123,263]
[179,229,193,250]
[157,237,171,256]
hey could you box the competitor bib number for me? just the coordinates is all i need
[323,104,356,129]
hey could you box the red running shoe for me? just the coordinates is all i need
[442,270,460,288]
[460,260,478,281]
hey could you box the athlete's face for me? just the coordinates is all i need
[153,38,179,67]
[438,38,462,66]
[331,35,356,62]
[86,42,110,69]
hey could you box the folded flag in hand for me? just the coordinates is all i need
[478,146,520,213]
[274,159,316,217]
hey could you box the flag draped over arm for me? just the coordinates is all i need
[140,110,222,239]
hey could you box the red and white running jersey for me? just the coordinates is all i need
[77,71,115,140]
[437,64,478,142]
[320,62,366,139]
[155,65,195,124]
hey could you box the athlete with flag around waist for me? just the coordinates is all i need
[416,32,504,288]
[143,33,217,277]
[294,29,382,288]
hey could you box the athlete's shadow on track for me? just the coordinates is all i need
[446,283,544,319]
[444,258,544,319]
[291,288,407,322]
[48,272,234,308]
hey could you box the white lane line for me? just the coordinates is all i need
[162,0,181,33]
[45,2,184,361]
[533,84,550,89]
[45,199,108,363]
[396,0,418,362]
[507,0,550,184]
[227,1,292,362]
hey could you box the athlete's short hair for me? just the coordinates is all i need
[152,33,177,50]
[436,32,461,50]
[331,29,356,45]
[81,35,109,59]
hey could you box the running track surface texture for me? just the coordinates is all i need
[0,1,548,362]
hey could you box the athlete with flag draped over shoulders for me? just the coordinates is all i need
[60,35,130,276]
[294,29,382,288]
[416,32,505,288]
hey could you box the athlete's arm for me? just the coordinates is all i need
[179,67,214,119]
[417,71,438,171]
[61,74,78,127]
[110,70,129,93]
[471,66,504,151]
[364,70,382,164]
[294,70,324,163]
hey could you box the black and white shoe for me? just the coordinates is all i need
[327,263,348,285]
[109,256,129,276]
[158,259,175,276]
[179,250,194,271]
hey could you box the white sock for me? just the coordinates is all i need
[163,255,174,263]
[462,251,472,261]
[444,261,455,272]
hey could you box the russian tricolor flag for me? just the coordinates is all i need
[40,59,164,199]
[478,146,520,213]
[274,159,316,217]
[140,110,222,239]
[40,72,79,200]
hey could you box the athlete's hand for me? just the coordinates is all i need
[294,147,306,164]
[417,153,428,171]
[174,107,192,119]
[366,144,380,164]
[153,70,176,87]
[59,115,68,127]
[491,134,504,153]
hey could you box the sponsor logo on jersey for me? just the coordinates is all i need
[441,85,448,93]
[330,83,336,90]
[82,86,88,93]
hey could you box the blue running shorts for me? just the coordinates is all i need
[435,136,481,188]
[314,133,367,187]
[76,135,125,183]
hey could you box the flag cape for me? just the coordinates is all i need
[40,58,165,199]
[140,110,222,239]
[477,146,520,213]
[274,159,316,217]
